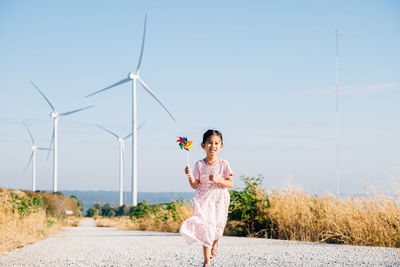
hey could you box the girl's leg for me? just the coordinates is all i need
[202,245,211,266]
[211,240,218,259]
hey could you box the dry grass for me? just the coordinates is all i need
[96,216,133,229]
[62,216,81,227]
[266,186,400,247]
[39,192,82,218]
[0,189,62,254]
[0,188,82,254]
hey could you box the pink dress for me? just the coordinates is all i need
[180,158,233,248]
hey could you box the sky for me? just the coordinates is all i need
[0,0,399,196]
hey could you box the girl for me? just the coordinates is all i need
[180,129,234,267]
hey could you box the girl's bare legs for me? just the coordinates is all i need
[202,245,211,266]
[211,240,218,259]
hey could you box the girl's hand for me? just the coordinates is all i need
[185,166,192,176]
[209,174,221,183]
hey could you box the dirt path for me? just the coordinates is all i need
[1,219,399,266]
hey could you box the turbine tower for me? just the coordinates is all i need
[31,81,93,192]
[23,122,50,191]
[97,122,145,206]
[86,15,175,206]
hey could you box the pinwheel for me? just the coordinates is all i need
[177,136,192,166]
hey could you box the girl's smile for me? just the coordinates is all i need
[202,134,223,160]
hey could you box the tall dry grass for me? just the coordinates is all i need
[0,188,82,254]
[226,176,400,247]
[0,188,61,254]
[266,186,400,247]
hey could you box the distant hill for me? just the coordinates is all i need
[61,191,194,214]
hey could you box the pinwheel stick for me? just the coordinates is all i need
[186,150,190,167]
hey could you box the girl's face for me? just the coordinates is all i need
[201,134,223,157]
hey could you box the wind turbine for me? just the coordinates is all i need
[31,81,94,192]
[97,122,146,206]
[86,15,176,206]
[23,122,51,192]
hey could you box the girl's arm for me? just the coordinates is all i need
[210,174,234,188]
[188,175,200,189]
[185,166,200,189]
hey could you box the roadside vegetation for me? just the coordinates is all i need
[0,188,82,254]
[89,175,400,248]
[90,200,192,232]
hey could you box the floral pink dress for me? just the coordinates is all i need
[180,158,232,248]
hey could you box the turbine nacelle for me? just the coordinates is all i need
[31,145,37,151]
[128,72,137,80]
[50,111,59,119]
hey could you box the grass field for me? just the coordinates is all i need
[93,176,400,248]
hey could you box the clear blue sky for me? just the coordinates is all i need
[1,0,399,195]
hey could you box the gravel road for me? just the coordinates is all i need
[1,219,399,266]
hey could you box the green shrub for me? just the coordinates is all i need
[116,205,130,216]
[101,204,115,217]
[129,202,155,218]
[227,175,270,237]
[10,193,45,219]
[87,204,101,217]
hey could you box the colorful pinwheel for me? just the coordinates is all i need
[177,136,192,151]
[177,136,192,166]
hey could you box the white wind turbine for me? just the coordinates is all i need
[31,81,94,192]
[97,122,145,206]
[23,122,51,192]
[86,15,176,206]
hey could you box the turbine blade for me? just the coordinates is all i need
[96,125,119,139]
[121,141,125,156]
[60,105,94,116]
[47,125,54,160]
[30,81,56,112]
[138,121,147,131]
[23,121,35,145]
[137,78,176,122]
[124,121,146,140]
[24,152,33,173]
[123,133,132,140]
[86,78,131,97]
[136,14,147,74]
[121,120,148,143]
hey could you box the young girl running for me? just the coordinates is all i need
[180,129,234,267]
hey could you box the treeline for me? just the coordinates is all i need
[87,199,187,219]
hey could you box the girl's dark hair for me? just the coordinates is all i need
[202,129,223,144]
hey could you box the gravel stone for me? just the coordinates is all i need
[1,220,399,266]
